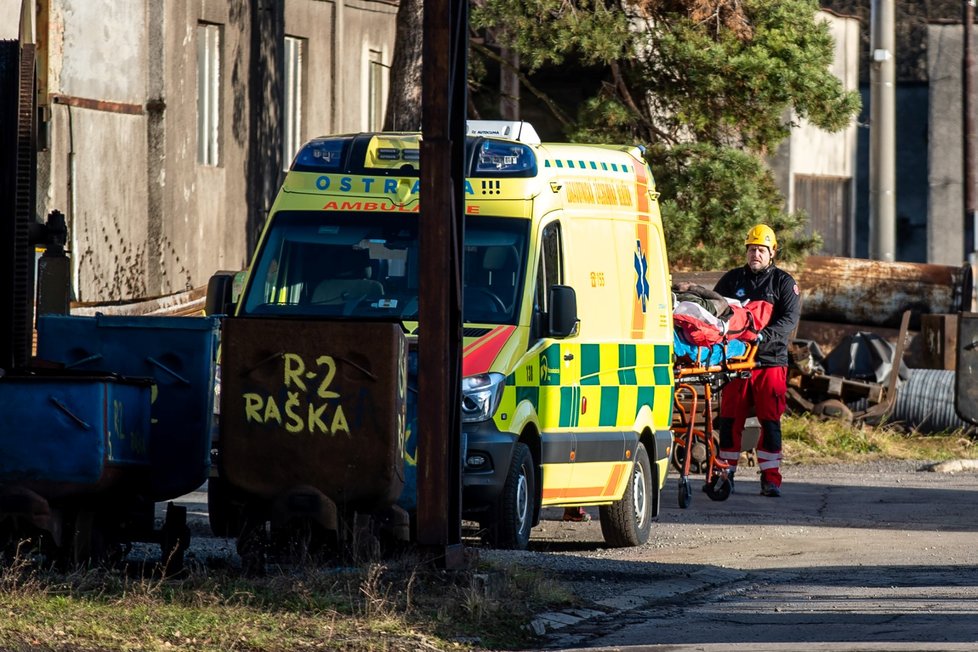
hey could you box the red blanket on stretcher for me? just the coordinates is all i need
[673,299,773,347]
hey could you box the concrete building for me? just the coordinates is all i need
[927,22,973,267]
[769,10,861,257]
[5,0,397,302]
[773,12,975,269]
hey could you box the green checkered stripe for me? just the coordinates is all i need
[543,159,634,174]
[497,342,673,429]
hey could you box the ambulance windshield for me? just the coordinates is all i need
[240,211,530,326]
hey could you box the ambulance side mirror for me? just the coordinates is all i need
[548,285,579,338]
[206,271,241,316]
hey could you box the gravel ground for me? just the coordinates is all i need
[136,458,969,591]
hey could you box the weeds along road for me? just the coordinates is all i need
[165,460,978,651]
[493,459,978,651]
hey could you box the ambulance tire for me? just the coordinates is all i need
[484,442,535,550]
[599,443,653,547]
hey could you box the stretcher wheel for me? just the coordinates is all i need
[670,439,686,474]
[704,474,732,502]
[677,476,692,509]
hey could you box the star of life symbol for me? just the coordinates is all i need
[735,288,746,298]
[634,240,649,313]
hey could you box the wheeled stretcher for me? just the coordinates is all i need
[671,332,758,509]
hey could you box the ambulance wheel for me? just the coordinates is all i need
[485,442,535,550]
[599,443,653,547]
[677,476,692,509]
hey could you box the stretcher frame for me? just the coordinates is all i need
[671,338,758,509]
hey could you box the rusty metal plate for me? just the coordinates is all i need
[797,256,971,330]
[956,313,978,426]
[220,318,407,510]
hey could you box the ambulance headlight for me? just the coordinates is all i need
[461,372,506,423]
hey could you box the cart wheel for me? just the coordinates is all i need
[677,476,692,509]
[705,474,732,502]
[160,503,190,576]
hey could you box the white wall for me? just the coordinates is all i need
[789,12,860,179]
[1,0,24,39]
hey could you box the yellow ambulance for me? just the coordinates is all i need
[210,120,674,552]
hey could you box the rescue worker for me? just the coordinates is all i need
[713,224,800,497]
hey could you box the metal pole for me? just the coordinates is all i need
[964,1,976,264]
[870,0,897,262]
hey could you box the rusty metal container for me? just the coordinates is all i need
[956,313,978,427]
[220,318,407,512]
[918,314,958,370]
[796,256,972,330]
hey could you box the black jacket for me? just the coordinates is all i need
[714,264,800,368]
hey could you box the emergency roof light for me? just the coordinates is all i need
[292,137,347,172]
[474,140,536,176]
[290,129,537,178]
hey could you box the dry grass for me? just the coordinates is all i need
[782,412,978,466]
[0,549,573,651]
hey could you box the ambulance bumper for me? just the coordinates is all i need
[460,422,516,510]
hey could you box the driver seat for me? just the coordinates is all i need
[311,248,384,305]
[482,245,519,307]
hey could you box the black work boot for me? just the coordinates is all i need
[760,481,781,497]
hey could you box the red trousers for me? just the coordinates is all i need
[717,366,786,487]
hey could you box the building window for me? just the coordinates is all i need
[197,23,222,166]
[794,174,852,256]
[283,36,305,170]
[367,48,386,131]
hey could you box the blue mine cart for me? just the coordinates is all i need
[37,314,220,500]
[0,313,221,568]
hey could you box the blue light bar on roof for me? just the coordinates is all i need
[292,138,347,171]
[475,140,536,176]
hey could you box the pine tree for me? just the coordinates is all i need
[471,0,861,269]
[384,0,862,269]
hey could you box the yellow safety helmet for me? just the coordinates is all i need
[744,224,777,252]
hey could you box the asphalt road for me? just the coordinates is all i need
[492,459,978,651]
[160,459,978,651]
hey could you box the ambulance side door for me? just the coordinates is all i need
[534,220,579,503]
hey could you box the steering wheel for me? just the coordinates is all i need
[467,287,507,313]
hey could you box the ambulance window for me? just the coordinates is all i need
[240,211,420,319]
[536,221,563,313]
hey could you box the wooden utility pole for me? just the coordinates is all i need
[417,0,467,569]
